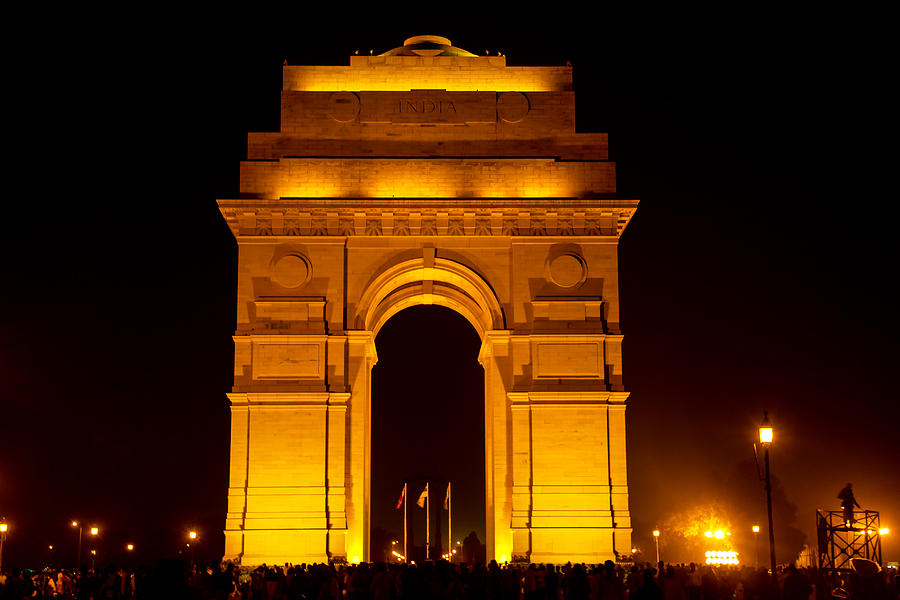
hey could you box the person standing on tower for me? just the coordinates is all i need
[837,483,861,527]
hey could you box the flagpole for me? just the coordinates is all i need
[403,482,407,563]
[426,481,430,560]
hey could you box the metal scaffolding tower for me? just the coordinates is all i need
[816,509,883,596]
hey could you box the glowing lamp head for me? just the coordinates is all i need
[0,523,7,533]
[90,527,99,536]
[752,525,760,533]
[879,528,889,535]
[189,530,197,540]
[49,545,53,550]
[127,544,134,551]
[714,530,725,539]
[71,521,78,528]
[704,531,713,538]
[759,411,773,445]
[90,550,96,556]
[653,530,660,537]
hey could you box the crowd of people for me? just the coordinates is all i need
[0,559,897,600]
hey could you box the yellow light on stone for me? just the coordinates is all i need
[0,524,7,533]
[752,525,760,533]
[189,531,197,540]
[90,527,99,536]
[653,530,660,537]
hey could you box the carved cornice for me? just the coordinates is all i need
[217,198,638,238]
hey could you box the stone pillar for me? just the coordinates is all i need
[345,331,378,563]
[479,331,513,562]
[224,392,334,565]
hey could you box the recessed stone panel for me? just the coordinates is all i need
[253,343,321,379]
[535,342,601,377]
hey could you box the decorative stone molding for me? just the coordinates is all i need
[218,200,637,238]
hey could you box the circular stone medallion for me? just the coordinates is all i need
[272,254,310,288]
[548,253,586,288]
[328,92,360,123]
[497,92,530,123]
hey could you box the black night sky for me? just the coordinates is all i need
[1,10,896,568]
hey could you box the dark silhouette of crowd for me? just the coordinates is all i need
[1,559,897,600]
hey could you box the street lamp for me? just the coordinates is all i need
[653,530,661,563]
[90,549,97,570]
[0,522,9,572]
[71,521,84,571]
[187,531,198,569]
[752,525,761,567]
[757,411,778,594]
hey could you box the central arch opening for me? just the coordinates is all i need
[370,305,486,562]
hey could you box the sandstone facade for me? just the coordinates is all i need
[219,36,637,565]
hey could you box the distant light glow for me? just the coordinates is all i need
[879,528,889,535]
[189,531,197,540]
[704,531,713,538]
[706,550,739,565]
[0,524,7,533]
[752,525,760,533]
[90,527,99,536]
[714,530,726,539]
[391,550,406,561]
[653,530,660,537]
[127,544,134,551]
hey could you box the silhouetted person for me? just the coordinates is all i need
[838,483,861,526]
[636,569,663,600]
[783,565,812,600]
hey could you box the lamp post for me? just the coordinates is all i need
[188,531,197,570]
[758,411,778,593]
[0,522,9,572]
[653,530,661,564]
[71,521,83,571]
[752,525,761,567]
[879,528,889,565]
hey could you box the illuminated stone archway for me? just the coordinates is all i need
[219,36,637,566]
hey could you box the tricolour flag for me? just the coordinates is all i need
[416,485,428,508]
[395,484,406,510]
[444,483,450,510]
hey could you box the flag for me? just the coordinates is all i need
[416,485,428,508]
[444,483,450,510]
[395,484,405,510]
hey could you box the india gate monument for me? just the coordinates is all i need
[218,36,638,565]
